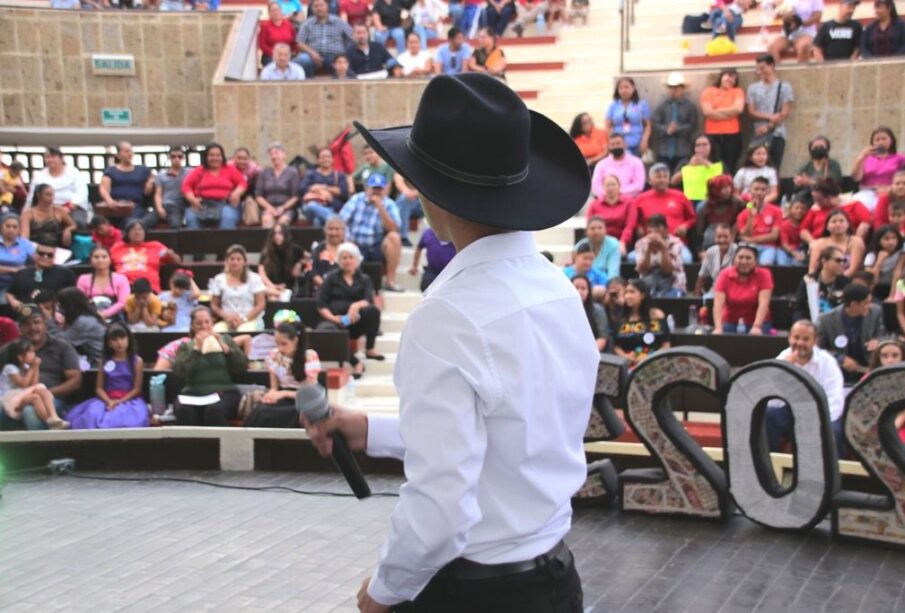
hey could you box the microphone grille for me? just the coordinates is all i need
[295,383,330,421]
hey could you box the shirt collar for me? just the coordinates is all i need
[424,231,536,298]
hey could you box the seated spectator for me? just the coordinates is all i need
[573,274,610,354]
[563,242,608,289]
[341,174,402,291]
[255,143,300,228]
[512,0,548,36]
[294,0,354,76]
[860,0,905,58]
[851,127,905,210]
[173,306,248,426]
[333,54,356,79]
[468,27,507,80]
[604,76,651,157]
[808,209,866,278]
[26,147,89,230]
[6,243,75,312]
[372,0,406,54]
[794,245,850,320]
[612,279,671,367]
[766,320,846,456]
[259,2,297,66]
[300,148,350,227]
[261,42,307,80]
[316,242,383,377]
[793,135,843,191]
[347,23,394,75]
[110,220,181,293]
[392,173,423,247]
[767,0,824,63]
[733,144,779,203]
[746,54,793,168]
[700,68,745,175]
[311,216,347,291]
[76,246,130,323]
[245,317,322,428]
[570,112,609,168]
[870,338,905,374]
[410,0,447,49]
[1,333,71,431]
[353,144,395,190]
[21,184,75,248]
[694,223,737,296]
[873,169,905,229]
[801,178,871,245]
[228,147,260,194]
[779,195,809,266]
[484,0,515,36]
[590,134,646,200]
[579,217,621,286]
[632,164,695,262]
[181,142,246,230]
[585,175,636,254]
[817,282,886,384]
[0,214,35,304]
[147,146,189,229]
[90,215,121,251]
[340,0,371,26]
[697,174,742,253]
[160,272,200,333]
[671,134,723,204]
[434,26,472,75]
[709,0,749,41]
[259,223,305,301]
[409,227,456,291]
[867,225,905,301]
[604,276,626,323]
[736,177,785,265]
[652,72,699,174]
[97,141,154,227]
[125,278,163,331]
[209,245,267,332]
[66,323,149,430]
[712,244,774,334]
[633,214,687,298]
[813,0,862,61]
[55,287,107,365]
[395,33,435,77]
[1,161,27,214]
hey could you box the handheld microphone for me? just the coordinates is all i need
[296,384,371,499]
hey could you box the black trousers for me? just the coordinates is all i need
[708,132,742,175]
[768,136,786,171]
[317,305,381,350]
[175,389,241,426]
[394,549,582,613]
[243,397,300,428]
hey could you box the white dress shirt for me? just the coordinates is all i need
[365,231,599,605]
[260,62,307,81]
[775,345,844,421]
[26,166,89,213]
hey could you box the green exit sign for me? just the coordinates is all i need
[91,54,136,76]
[101,108,132,127]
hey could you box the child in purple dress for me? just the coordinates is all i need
[67,323,149,429]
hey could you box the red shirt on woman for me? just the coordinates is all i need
[340,0,372,25]
[182,165,247,202]
[585,197,637,245]
[110,240,171,293]
[714,266,774,327]
[258,19,296,58]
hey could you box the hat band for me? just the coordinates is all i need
[406,137,528,188]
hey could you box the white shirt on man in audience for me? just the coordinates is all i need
[260,43,306,81]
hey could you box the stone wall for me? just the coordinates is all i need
[0,8,235,131]
[626,60,905,176]
[212,80,429,163]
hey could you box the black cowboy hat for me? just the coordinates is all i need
[353,74,590,231]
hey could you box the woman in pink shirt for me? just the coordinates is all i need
[182,142,247,229]
[852,127,905,210]
[76,245,131,322]
[586,174,637,254]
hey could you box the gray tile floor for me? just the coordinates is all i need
[1,471,904,612]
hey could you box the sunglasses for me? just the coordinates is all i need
[36,251,55,258]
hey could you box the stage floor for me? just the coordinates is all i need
[2,471,904,612]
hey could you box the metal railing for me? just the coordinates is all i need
[619,0,636,74]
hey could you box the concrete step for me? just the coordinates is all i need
[381,312,408,333]
[353,374,397,397]
[382,291,421,312]
[375,332,401,354]
[342,395,400,414]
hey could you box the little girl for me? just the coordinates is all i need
[865,225,904,300]
[160,271,201,332]
[733,145,779,203]
[66,323,150,430]
[1,339,69,429]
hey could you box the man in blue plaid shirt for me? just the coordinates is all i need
[340,174,405,291]
[294,0,354,77]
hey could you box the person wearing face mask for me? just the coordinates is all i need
[794,136,843,190]
[852,127,905,211]
[590,134,646,199]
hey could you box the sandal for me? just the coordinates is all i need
[352,363,366,380]
[365,352,386,361]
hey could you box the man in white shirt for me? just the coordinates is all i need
[260,43,307,81]
[766,319,846,457]
[306,73,597,612]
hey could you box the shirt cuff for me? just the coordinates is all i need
[367,574,404,607]
[366,413,404,460]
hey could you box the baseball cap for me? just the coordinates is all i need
[366,173,387,189]
[16,304,42,324]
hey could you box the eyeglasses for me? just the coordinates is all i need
[36,251,54,258]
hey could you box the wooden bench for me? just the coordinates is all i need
[146,227,325,254]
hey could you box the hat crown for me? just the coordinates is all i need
[408,75,531,186]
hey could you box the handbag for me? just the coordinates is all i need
[749,80,784,149]
[95,199,135,218]
[197,199,223,225]
[241,195,261,226]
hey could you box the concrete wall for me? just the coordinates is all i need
[627,60,905,176]
[0,8,235,132]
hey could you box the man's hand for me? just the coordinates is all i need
[754,124,770,136]
[865,339,879,353]
[357,577,390,613]
[301,406,369,456]
[842,356,861,372]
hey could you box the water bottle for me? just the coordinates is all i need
[536,12,546,35]
[736,318,747,335]
[345,373,357,402]
[666,314,675,332]
[688,304,698,327]
[149,373,167,415]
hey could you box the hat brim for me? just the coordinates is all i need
[353,111,590,231]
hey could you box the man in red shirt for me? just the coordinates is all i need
[800,177,871,245]
[736,176,784,265]
[631,163,695,263]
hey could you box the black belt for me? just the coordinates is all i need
[450,540,572,581]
